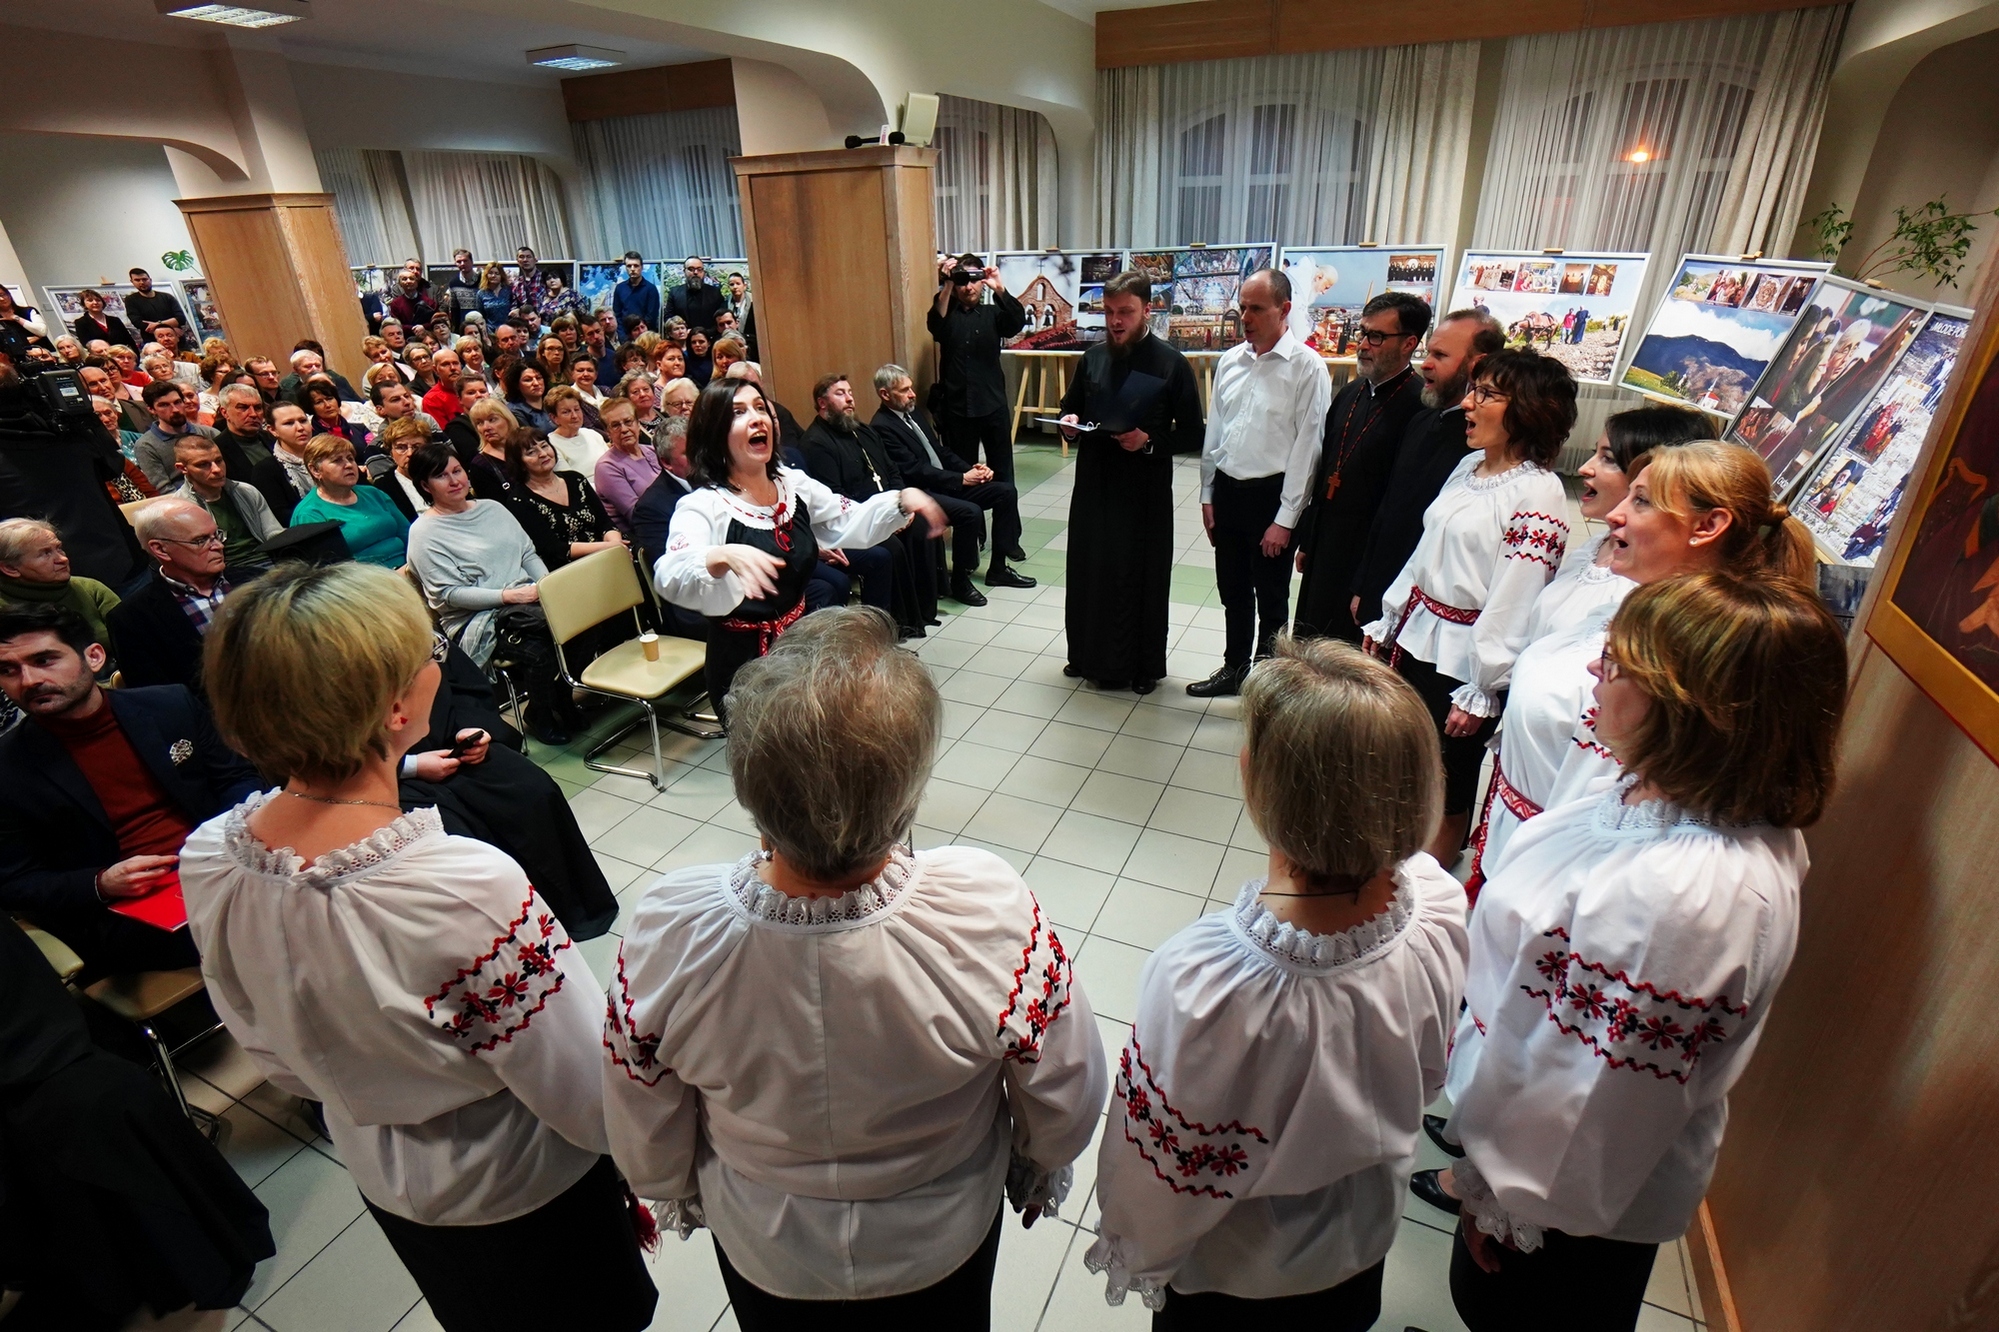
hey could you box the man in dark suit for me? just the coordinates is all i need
[107,499,243,694]
[869,362,1035,605]
[629,420,708,641]
[800,373,936,635]
[0,603,259,977]
[666,257,725,334]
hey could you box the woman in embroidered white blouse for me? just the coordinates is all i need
[1086,634,1470,1325]
[603,606,1107,1328]
[178,563,656,1332]
[1436,573,1845,1331]
[1362,347,1576,865]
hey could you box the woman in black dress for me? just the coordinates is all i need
[501,432,628,569]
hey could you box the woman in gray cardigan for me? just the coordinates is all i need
[405,442,578,745]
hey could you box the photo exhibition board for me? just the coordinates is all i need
[1277,246,1447,354]
[1124,245,1276,351]
[177,279,225,343]
[44,285,140,327]
[1793,308,1971,566]
[656,259,750,295]
[990,250,1124,350]
[1447,251,1651,384]
[1727,275,1928,496]
[1620,254,1831,417]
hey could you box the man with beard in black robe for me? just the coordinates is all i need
[1292,291,1431,643]
[1057,271,1203,693]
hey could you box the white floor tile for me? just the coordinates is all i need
[1095,734,1185,784]
[1026,721,1116,769]
[993,679,1079,720]
[568,787,646,840]
[962,792,1066,856]
[253,1215,421,1332]
[240,1150,367,1313]
[1053,692,1139,733]
[1210,848,1268,899]
[1187,713,1244,755]
[1040,1237,1151,1330]
[917,637,980,669]
[1017,654,1085,690]
[1120,829,1226,896]
[180,1030,268,1103]
[1645,1239,1695,1317]
[962,709,1050,753]
[1072,935,1152,1024]
[593,806,702,869]
[937,739,1027,790]
[211,1099,313,1191]
[938,667,1016,705]
[1168,747,1242,798]
[1115,704,1201,747]
[997,755,1093,807]
[1070,771,1166,826]
[1091,880,1204,950]
[1039,811,1143,876]
[917,777,991,834]
[991,1209,1078,1332]
[1381,1217,1473,1332]
[1145,787,1242,845]
[1023,857,1118,934]
[972,646,1044,679]
[650,824,758,876]
[641,1231,729,1331]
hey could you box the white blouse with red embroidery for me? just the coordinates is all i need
[1472,533,1634,880]
[651,465,911,617]
[1361,455,1570,716]
[179,793,610,1225]
[1084,857,1468,1309]
[603,845,1107,1301]
[1443,775,1806,1250]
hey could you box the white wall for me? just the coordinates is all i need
[0,131,195,305]
[290,60,575,167]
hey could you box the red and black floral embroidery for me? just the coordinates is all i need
[1503,511,1570,573]
[423,893,572,1054]
[1572,706,1616,761]
[1116,1037,1268,1199]
[996,898,1073,1064]
[1522,926,1748,1083]
[603,942,673,1086]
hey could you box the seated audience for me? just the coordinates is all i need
[68,288,135,349]
[504,360,554,435]
[195,355,234,426]
[871,361,1034,603]
[661,376,698,420]
[248,399,316,522]
[246,356,285,409]
[441,374,489,465]
[404,442,577,745]
[1434,574,1845,1332]
[403,342,437,398]
[628,410,705,642]
[107,499,241,691]
[371,416,432,522]
[604,606,1106,1321]
[0,518,122,658]
[0,603,259,976]
[0,365,147,590]
[366,372,440,452]
[164,437,281,571]
[709,335,745,382]
[420,346,463,423]
[211,383,278,479]
[388,267,438,331]
[541,386,607,477]
[802,373,937,637]
[594,391,665,536]
[725,361,806,454]
[463,396,519,498]
[52,333,84,367]
[89,396,156,502]
[685,328,714,388]
[1087,635,1468,1318]
[289,433,412,569]
[535,335,570,386]
[503,430,624,570]
[279,343,360,403]
[80,358,153,435]
[569,353,607,418]
[133,380,219,490]
[301,374,369,451]
[180,563,655,1332]
[111,343,151,389]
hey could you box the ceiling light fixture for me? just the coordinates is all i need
[527,44,625,71]
[1627,148,1652,163]
[155,0,309,26]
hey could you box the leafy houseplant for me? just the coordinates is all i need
[1807,195,1998,289]
[160,249,196,273]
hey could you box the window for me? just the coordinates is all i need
[1244,103,1295,240]
[1176,113,1227,241]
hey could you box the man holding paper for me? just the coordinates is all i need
[1057,270,1203,694]
[0,603,260,979]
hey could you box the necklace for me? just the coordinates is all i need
[1322,367,1413,501]
[285,790,405,812]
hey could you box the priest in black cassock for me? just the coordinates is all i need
[1058,271,1203,693]
[1292,292,1431,643]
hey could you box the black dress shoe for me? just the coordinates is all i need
[1423,1113,1465,1158]
[985,565,1037,589]
[1409,1168,1461,1217]
[525,707,571,747]
[1131,678,1157,695]
[898,623,926,641]
[949,578,989,607]
[1003,543,1028,562]
[1062,664,1083,678]
[1185,664,1249,698]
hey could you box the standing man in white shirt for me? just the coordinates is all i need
[1189,269,1331,698]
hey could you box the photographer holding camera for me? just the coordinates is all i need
[0,362,146,588]
[928,253,1026,505]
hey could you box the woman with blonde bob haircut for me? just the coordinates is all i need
[179,563,655,1332]
[604,606,1106,1328]
[1087,635,1470,1324]
[1437,573,1845,1332]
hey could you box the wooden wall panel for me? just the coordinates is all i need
[1101,0,1829,66]
[561,59,735,124]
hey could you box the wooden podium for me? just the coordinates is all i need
[731,145,939,421]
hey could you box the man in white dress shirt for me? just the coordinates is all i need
[1189,269,1331,697]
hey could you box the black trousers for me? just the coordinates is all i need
[1450,1222,1656,1332]
[715,1207,1004,1331]
[1396,651,1499,816]
[1211,472,1293,667]
[365,1156,656,1332]
[1154,1259,1384,1331]
[933,489,1013,576]
[957,479,1022,566]
[941,408,1014,483]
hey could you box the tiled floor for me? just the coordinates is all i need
[141,444,1702,1331]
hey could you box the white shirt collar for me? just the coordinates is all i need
[1242,330,1308,363]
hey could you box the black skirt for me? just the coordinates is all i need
[714,1206,1005,1331]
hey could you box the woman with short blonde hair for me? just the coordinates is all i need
[1088,634,1469,1321]
[1439,572,1844,1332]
[180,562,653,1332]
[605,606,1105,1326]
[288,433,411,568]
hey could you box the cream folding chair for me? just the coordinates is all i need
[539,547,719,791]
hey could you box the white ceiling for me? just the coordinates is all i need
[1032,0,1158,20]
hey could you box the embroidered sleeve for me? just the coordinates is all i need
[422,894,572,1054]
[1523,926,1750,1084]
[996,898,1074,1063]
[604,943,670,1086]
[996,894,1107,1217]
[1460,502,1571,714]
[599,939,704,1204]
[654,498,742,616]
[1501,509,1569,572]
[1113,1036,1268,1198]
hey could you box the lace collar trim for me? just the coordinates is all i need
[725,846,915,930]
[706,470,800,526]
[1593,773,1726,833]
[1464,459,1548,493]
[222,789,442,890]
[1229,871,1418,971]
[1576,533,1624,585]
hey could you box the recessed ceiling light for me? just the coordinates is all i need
[155,0,308,26]
[527,44,625,71]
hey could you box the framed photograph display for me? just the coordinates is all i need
[1125,245,1275,351]
[1870,287,1999,759]
[1447,250,1650,384]
[575,263,623,318]
[1620,254,1830,417]
[990,250,1122,350]
[352,267,389,302]
[43,284,139,332]
[1790,309,1970,566]
[1727,275,1928,496]
[1277,246,1447,354]
[177,279,226,343]
[656,259,749,292]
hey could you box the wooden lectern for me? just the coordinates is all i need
[731,146,939,422]
[173,192,371,391]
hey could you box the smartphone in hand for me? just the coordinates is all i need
[445,730,487,759]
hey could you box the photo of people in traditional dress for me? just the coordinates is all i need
[1449,251,1648,384]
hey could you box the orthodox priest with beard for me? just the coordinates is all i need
[1291,291,1431,644]
[1057,271,1203,694]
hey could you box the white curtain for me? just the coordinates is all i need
[401,151,574,261]
[315,147,420,266]
[1363,42,1483,248]
[571,106,745,260]
[932,95,1059,254]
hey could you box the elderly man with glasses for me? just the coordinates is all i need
[105,498,247,693]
